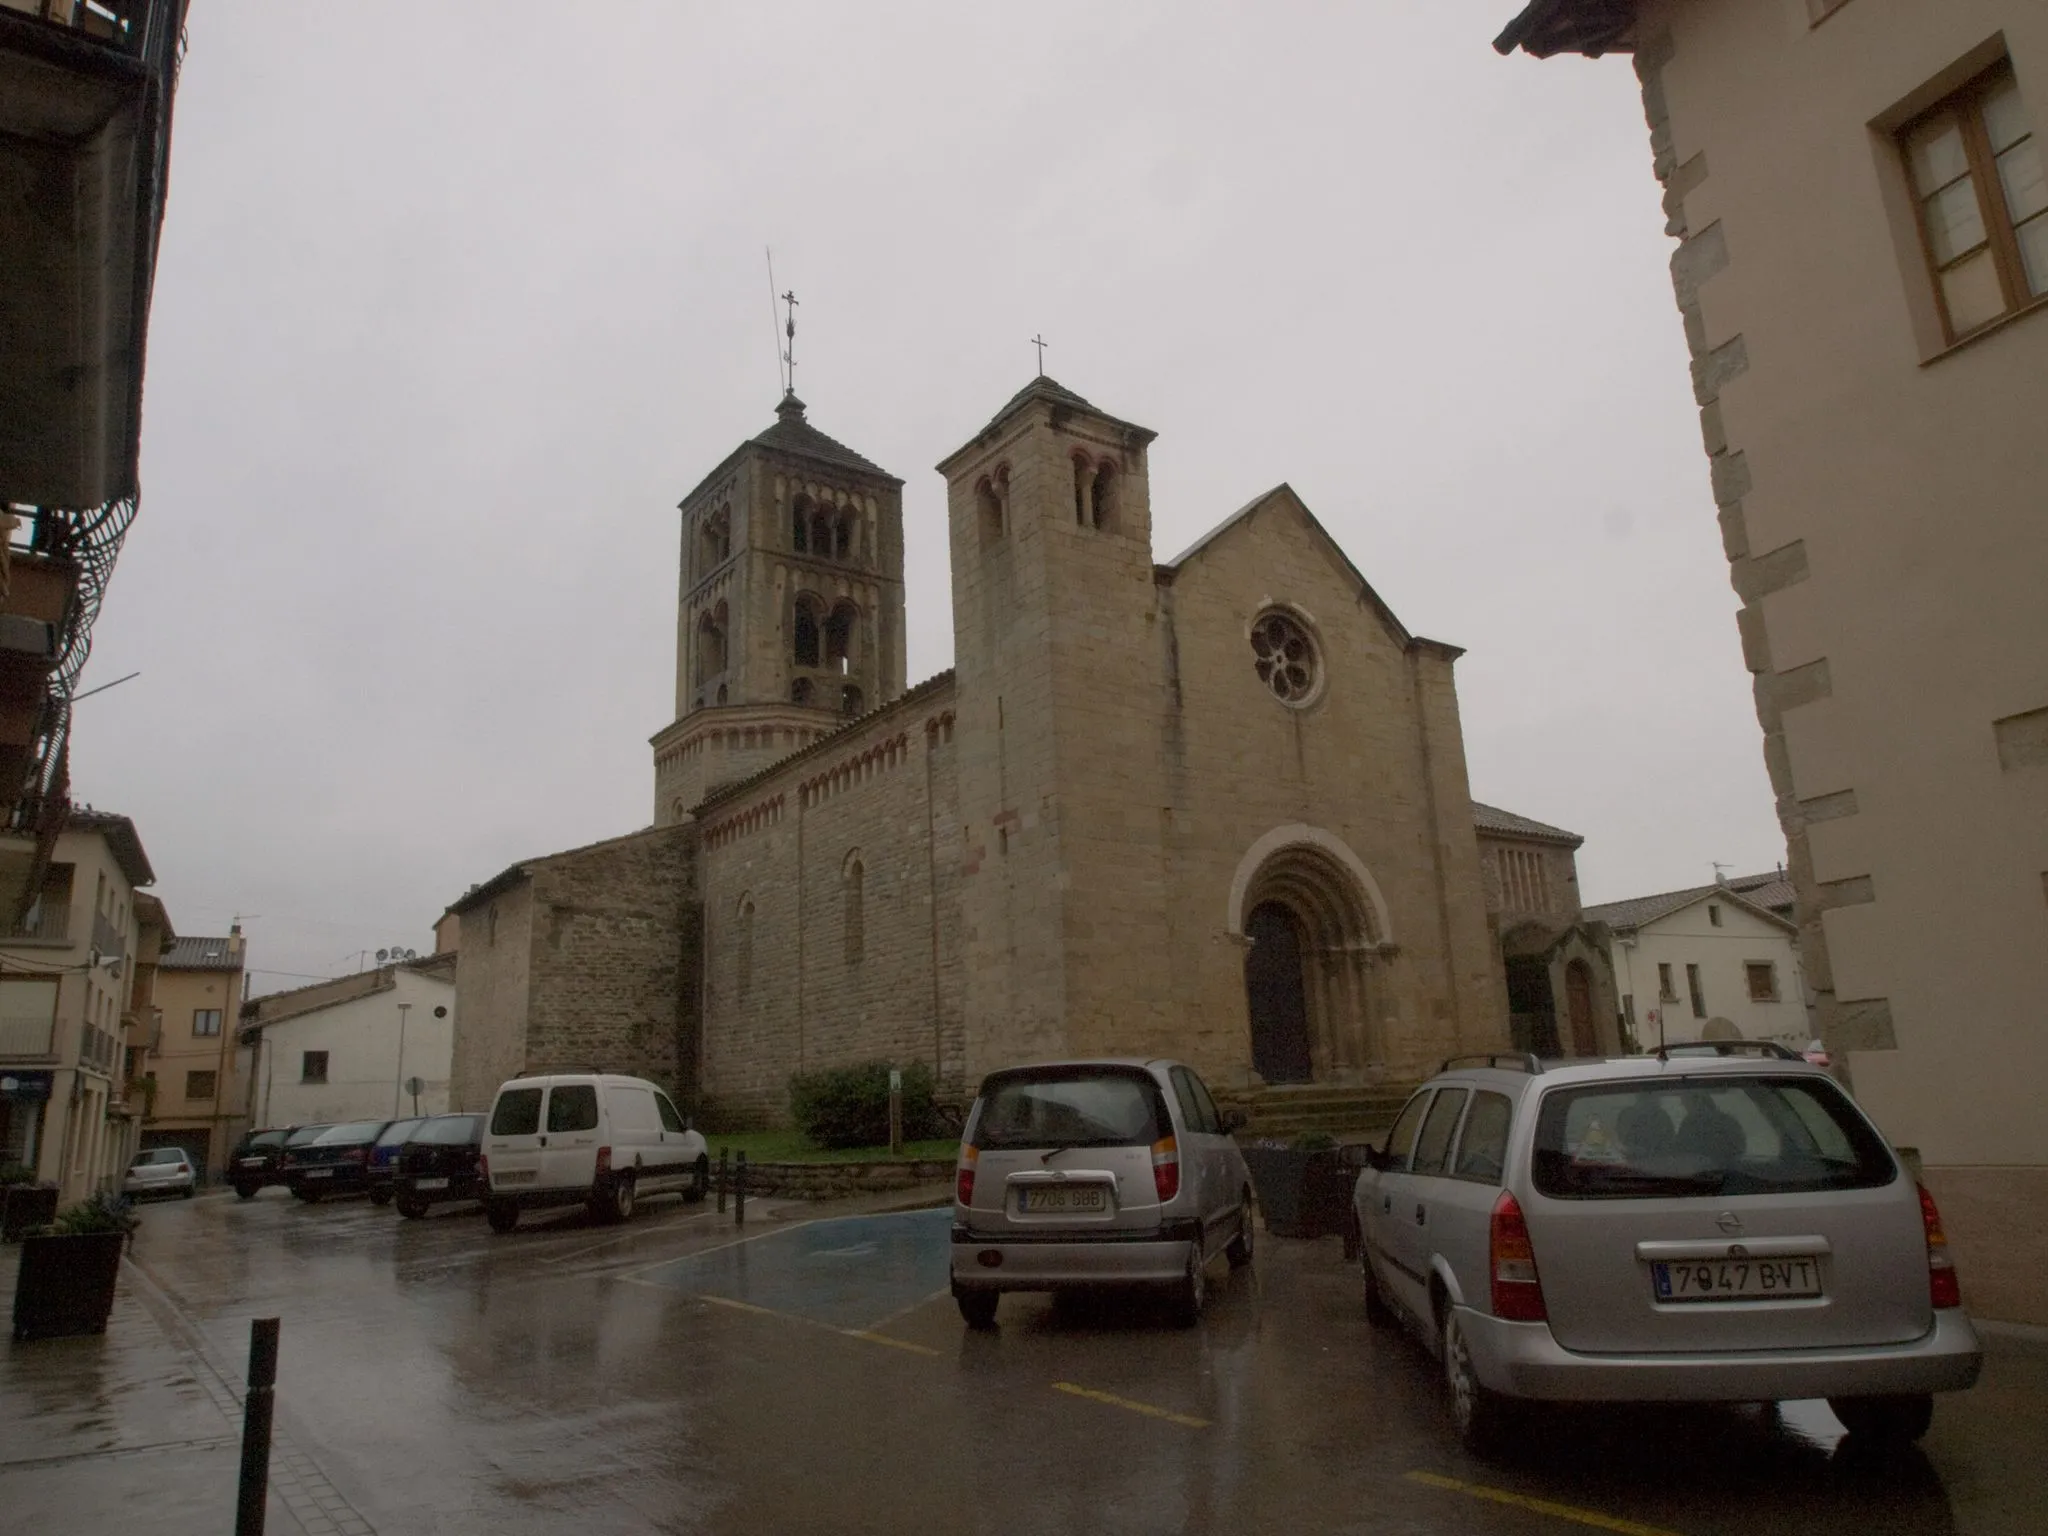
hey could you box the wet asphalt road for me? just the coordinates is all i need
[121,1187,2048,1536]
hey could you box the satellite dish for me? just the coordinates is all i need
[375,948,389,963]
[404,948,418,960]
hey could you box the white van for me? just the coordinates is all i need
[481,1073,710,1233]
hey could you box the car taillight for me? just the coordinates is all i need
[1489,1190,1547,1322]
[479,1152,490,1184]
[595,1146,612,1178]
[1152,1136,1180,1203]
[955,1144,978,1206]
[1919,1183,1961,1309]
[345,1147,368,1162]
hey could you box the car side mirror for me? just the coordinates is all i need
[1220,1107,1248,1134]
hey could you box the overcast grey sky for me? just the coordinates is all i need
[78,2,1783,995]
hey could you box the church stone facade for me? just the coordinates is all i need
[449,377,1512,1125]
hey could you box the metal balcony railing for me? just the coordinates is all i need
[4,902,68,942]
[0,1013,58,1058]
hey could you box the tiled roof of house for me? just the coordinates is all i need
[1470,801,1584,847]
[68,808,154,888]
[159,935,241,971]
[1727,871,1796,914]
[748,393,897,481]
[1583,882,1795,935]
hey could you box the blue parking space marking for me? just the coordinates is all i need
[636,1208,952,1331]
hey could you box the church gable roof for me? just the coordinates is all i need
[942,375,1157,470]
[679,393,902,508]
[1160,484,1459,659]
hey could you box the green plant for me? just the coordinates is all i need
[1292,1131,1338,1152]
[44,1191,139,1237]
[788,1060,940,1150]
[0,1162,37,1187]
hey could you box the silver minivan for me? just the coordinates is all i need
[951,1059,1254,1328]
[1354,1047,1983,1451]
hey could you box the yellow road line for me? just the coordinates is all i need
[1051,1381,1210,1430]
[697,1292,942,1356]
[1405,1471,1683,1536]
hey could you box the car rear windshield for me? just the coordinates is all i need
[416,1115,481,1145]
[375,1120,423,1147]
[1532,1075,1896,1200]
[318,1120,387,1144]
[285,1125,331,1146]
[132,1149,183,1166]
[972,1069,1166,1150]
[491,1089,542,1136]
[249,1131,287,1149]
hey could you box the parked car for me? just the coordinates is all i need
[364,1118,425,1206]
[284,1120,392,1202]
[273,1123,334,1191]
[123,1147,196,1201]
[394,1113,486,1219]
[480,1074,709,1233]
[949,1058,1254,1329]
[1353,1047,1983,1452]
[228,1127,295,1199]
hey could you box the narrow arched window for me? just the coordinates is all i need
[792,496,811,553]
[1091,465,1116,531]
[812,513,834,559]
[977,470,1006,545]
[834,516,852,560]
[844,859,865,966]
[825,601,856,674]
[737,897,755,999]
[1074,457,1090,525]
[794,597,821,668]
[696,603,728,685]
[841,684,863,717]
[791,677,814,706]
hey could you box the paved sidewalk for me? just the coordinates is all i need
[1,1244,370,1535]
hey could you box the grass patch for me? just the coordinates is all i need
[705,1131,959,1165]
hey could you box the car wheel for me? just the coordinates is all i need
[592,1173,635,1224]
[396,1195,428,1220]
[367,1187,393,1207]
[956,1288,999,1330]
[1362,1248,1398,1330]
[1167,1243,1206,1328]
[232,1183,259,1201]
[182,1186,195,1200]
[683,1153,710,1204]
[1830,1393,1934,1444]
[1443,1308,1509,1454]
[485,1201,519,1234]
[1226,1190,1256,1270]
[293,1188,320,1204]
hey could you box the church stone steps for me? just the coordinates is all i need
[1216,1084,1419,1144]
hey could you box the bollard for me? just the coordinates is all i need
[235,1317,280,1536]
[734,1150,747,1225]
[716,1147,728,1215]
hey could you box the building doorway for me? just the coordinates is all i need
[1244,902,1314,1084]
[1565,958,1597,1056]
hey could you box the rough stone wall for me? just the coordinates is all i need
[696,679,965,1126]
[449,882,535,1114]
[520,826,700,1099]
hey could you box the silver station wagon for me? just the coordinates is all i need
[1353,1046,1983,1451]
[951,1059,1255,1328]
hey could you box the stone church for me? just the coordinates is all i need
[449,376,1566,1125]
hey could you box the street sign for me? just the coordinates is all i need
[405,1076,424,1098]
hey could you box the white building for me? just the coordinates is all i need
[240,955,457,1128]
[1586,879,1805,1051]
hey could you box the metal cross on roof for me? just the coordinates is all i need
[1031,333,1048,375]
[781,289,800,395]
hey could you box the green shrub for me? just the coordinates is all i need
[788,1060,939,1150]
[0,1162,37,1187]
[1293,1131,1338,1152]
[46,1191,139,1237]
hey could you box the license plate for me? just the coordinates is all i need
[494,1170,537,1185]
[304,1168,333,1179]
[416,1177,448,1190]
[1020,1185,1107,1214]
[239,1158,264,1168]
[1653,1257,1822,1302]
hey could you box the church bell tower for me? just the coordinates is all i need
[651,391,906,822]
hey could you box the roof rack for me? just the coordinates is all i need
[1439,1052,1546,1076]
[1655,1040,1804,1062]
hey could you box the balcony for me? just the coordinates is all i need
[0,1012,58,1059]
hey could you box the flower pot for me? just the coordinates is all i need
[1242,1145,1364,1239]
[2,1183,58,1243]
[11,1230,124,1340]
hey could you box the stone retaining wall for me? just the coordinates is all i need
[720,1159,954,1201]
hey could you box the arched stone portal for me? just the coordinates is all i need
[1228,827,1388,1083]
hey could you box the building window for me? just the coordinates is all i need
[186,1070,217,1101]
[1250,609,1321,707]
[1686,963,1706,1019]
[1658,962,1677,1002]
[842,684,863,717]
[302,1051,329,1084]
[844,856,865,966]
[824,601,857,674]
[793,594,822,668]
[737,897,755,1001]
[193,1008,222,1038]
[1901,62,2046,343]
[696,600,729,685]
[1746,962,1781,1002]
[977,466,1008,544]
[792,496,811,553]
[1708,903,1722,927]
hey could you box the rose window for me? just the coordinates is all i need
[1252,611,1319,705]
